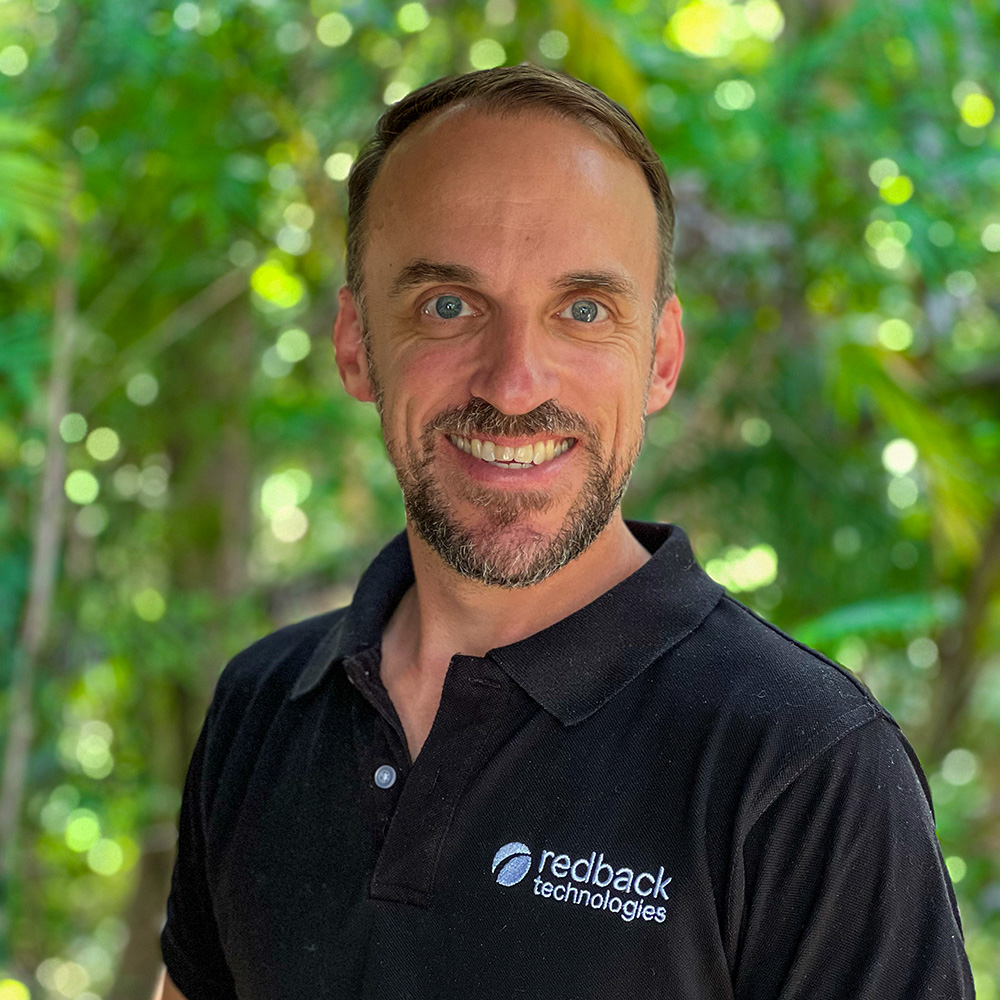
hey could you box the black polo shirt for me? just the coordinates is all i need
[161,521,974,999]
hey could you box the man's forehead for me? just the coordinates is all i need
[362,106,658,297]
[370,103,647,213]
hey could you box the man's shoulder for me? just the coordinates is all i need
[667,592,899,817]
[690,591,884,723]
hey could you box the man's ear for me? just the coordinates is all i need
[645,294,685,416]
[333,285,376,403]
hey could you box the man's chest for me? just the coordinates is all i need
[206,666,738,999]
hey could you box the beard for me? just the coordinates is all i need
[375,390,644,589]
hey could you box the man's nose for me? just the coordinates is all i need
[466,309,560,416]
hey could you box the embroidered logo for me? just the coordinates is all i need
[492,841,532,886]
[492,841,672,924]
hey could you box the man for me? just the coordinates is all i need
[156,64,974,998]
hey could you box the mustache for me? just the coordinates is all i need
[427,397,593,440]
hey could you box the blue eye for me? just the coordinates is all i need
[562,299,607,323]
[428,294,467,319]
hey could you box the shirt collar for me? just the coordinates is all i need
[291,521,724,724]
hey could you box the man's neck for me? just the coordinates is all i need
[381,514,650,689]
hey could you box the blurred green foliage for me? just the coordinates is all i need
[1,0,998,996]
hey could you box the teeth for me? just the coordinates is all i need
[448,435,574,467]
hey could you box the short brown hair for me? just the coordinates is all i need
[345,63,675,326]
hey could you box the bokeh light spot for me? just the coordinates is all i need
[65,809,101,852]
[65,470,99,505]
[485,0,516,25]
[959,92,994,128]
[945,270,976,297]
[0,980,30,1000]
[538,30,569,60]
[881,437,917,475]
[832,525,861,557]
[324,152,354,180]
[879,175,914,205]
[276,21,310,53]
[75,504,109,538]
[86,427,120,462]
[275,327,311,363]
[60,413,88,443]
[126,372,159,405]
[251,260,304,309]
[469,38,506,69]
[887,475,918,509]
[397,2,430,32]
[316,12,352,47]
[740,416,771,446]
[0,45,29,76]
[271,506,309,542]
[868,157,898,187]
[945,856,967,883]
[981,222,1000,252]
[744,0,784,40]
[715,79,756,111]
[706,544,778,592]
[51,962,88,998]
[173,2,200,31]
[876,317,913,351]
[666,1,732,58]
[284,202,314,230]
[260,469,312,515]
[907,637,938,669]
[383,79,414,105]
[941,748,977,785]
[88,838,124,875]
[133,588,166,622]
[835,635,867,672]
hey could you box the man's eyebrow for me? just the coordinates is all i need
[551,271,639,303]
[388,259,640,304]
[389,259,484,298]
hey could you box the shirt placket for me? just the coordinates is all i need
[344,646,412,859]
[345,647,512,908]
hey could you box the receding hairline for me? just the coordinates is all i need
[346,65,677,329]
[365,100,650,226]
[360,102,660,305]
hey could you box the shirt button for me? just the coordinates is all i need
[374,764,397,789]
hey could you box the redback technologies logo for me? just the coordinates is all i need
[492,842,532,886]
[491,841,672,925]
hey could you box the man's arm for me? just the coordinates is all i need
[733,715,974,998]
[160,697,239,998]
[151,967,189,1000]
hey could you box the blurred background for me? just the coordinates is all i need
[1,0,998,996]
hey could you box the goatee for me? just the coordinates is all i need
[381,396,641,589]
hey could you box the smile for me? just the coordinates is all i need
[448,434,575,469]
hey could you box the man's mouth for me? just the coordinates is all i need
[447,434,576,469]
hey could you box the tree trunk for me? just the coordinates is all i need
[0,196,78,883]
[106,296,256,996]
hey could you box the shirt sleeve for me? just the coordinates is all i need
[732,714,975,1000]
[160,699,239,1000]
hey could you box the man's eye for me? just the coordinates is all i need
[561,299,608,323]
[422,294,474,320]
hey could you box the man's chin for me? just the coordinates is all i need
[409,508,603,589]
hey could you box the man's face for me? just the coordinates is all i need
[336,106,682,587]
